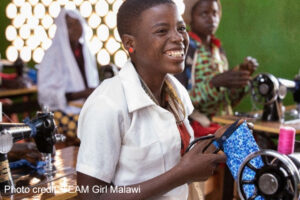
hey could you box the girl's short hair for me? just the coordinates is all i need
[117,0,175,38]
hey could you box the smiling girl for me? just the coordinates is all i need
[76,0,226,199]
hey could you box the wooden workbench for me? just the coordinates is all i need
[2,146,78,200]
[212,115,300,134]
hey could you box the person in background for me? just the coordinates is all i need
[37,8,99,115]
[37,8,99,146]
[76,0,227,199]
[176,1,258,199]
[176,0,258,138]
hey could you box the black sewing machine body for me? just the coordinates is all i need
[238,150,300,200]
[0,111,65,195]
[250,73,300,122]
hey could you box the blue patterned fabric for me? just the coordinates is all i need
[214,121,264,199]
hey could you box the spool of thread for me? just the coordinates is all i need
[278,126,296,155]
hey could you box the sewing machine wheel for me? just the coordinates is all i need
[237,150,300,200]
[251,73,279,105]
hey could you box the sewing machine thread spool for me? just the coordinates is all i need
[278,126,296,154]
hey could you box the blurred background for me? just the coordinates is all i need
[0,0,299,112]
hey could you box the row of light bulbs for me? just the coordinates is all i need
[5,0,185,67]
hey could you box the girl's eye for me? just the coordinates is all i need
[156,29,167,34]
[178,26,186,32]
[201,12,208,17]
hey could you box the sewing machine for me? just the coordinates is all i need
[250,73,300,122]
[0,110,65,195]
[237,149,300,200]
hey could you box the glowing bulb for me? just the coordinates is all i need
[90,0,97,4]
[6,46,18,62]
[41,0,52,6]
[19,24,31,39]
[34,25,48,41]
[13,37,24,50]
[105,37,120,54]
[113,28,121,42]
[106,0,115,3]
[112,0,123,14]
[58,0,68,6]
[49,1,60,18]
[13,15,25,28]
[29,0,38,5]
[20,2,32,18]
[33,47,45,63]
[89,36,102,54]
[27,16,39,29]
[5,25,17,41]
[88,13,101,28]
[74,0,83,6]
[41,15,53,29]
[105,11,116,29]
[114,50,127,68]
[97,25,109,42]
[65,2,76,10]
[6,3,17,19]
[26,36,40,50]
[95,0,108,17]
[34,3,46,19]
[13,0,25,7]
[20,46,31,62]
[80,1,92,18]
[97,49,110,65]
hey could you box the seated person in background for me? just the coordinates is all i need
[176,0,258,137]
[0,57,32,90]
[37,8,99,146]
[76,0,227,199]
[99,63,119,81]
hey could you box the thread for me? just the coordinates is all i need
[278,126,296,155]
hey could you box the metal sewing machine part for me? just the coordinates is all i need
[0,110,66,194]
[251,73,300,123]
[237,150,300,200]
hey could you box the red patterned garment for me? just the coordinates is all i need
[188,31,245,118]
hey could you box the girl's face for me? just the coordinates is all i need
[66,15,83,45]
[132,3,189,77]
[191,1,220,37]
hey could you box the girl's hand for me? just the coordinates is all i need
[175,139,226,182]
[211,70,251,89]
[239,56,259,75]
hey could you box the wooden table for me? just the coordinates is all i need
[0,86,40,116]
[212,115,300,134]
[2,146,79,200]
[0,86,37,98]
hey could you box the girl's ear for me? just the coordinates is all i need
[122,34,136,53]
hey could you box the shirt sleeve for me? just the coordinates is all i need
[76,93,123,183]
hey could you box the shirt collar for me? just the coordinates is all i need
[188,31,222,48]
[119,60,179,113]
[119,60,156,113]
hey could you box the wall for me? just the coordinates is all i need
[217,0,300,112]
[0,0,10,59]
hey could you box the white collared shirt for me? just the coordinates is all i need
[76,61,194,199]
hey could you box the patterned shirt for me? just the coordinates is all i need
[182,32,245,118]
